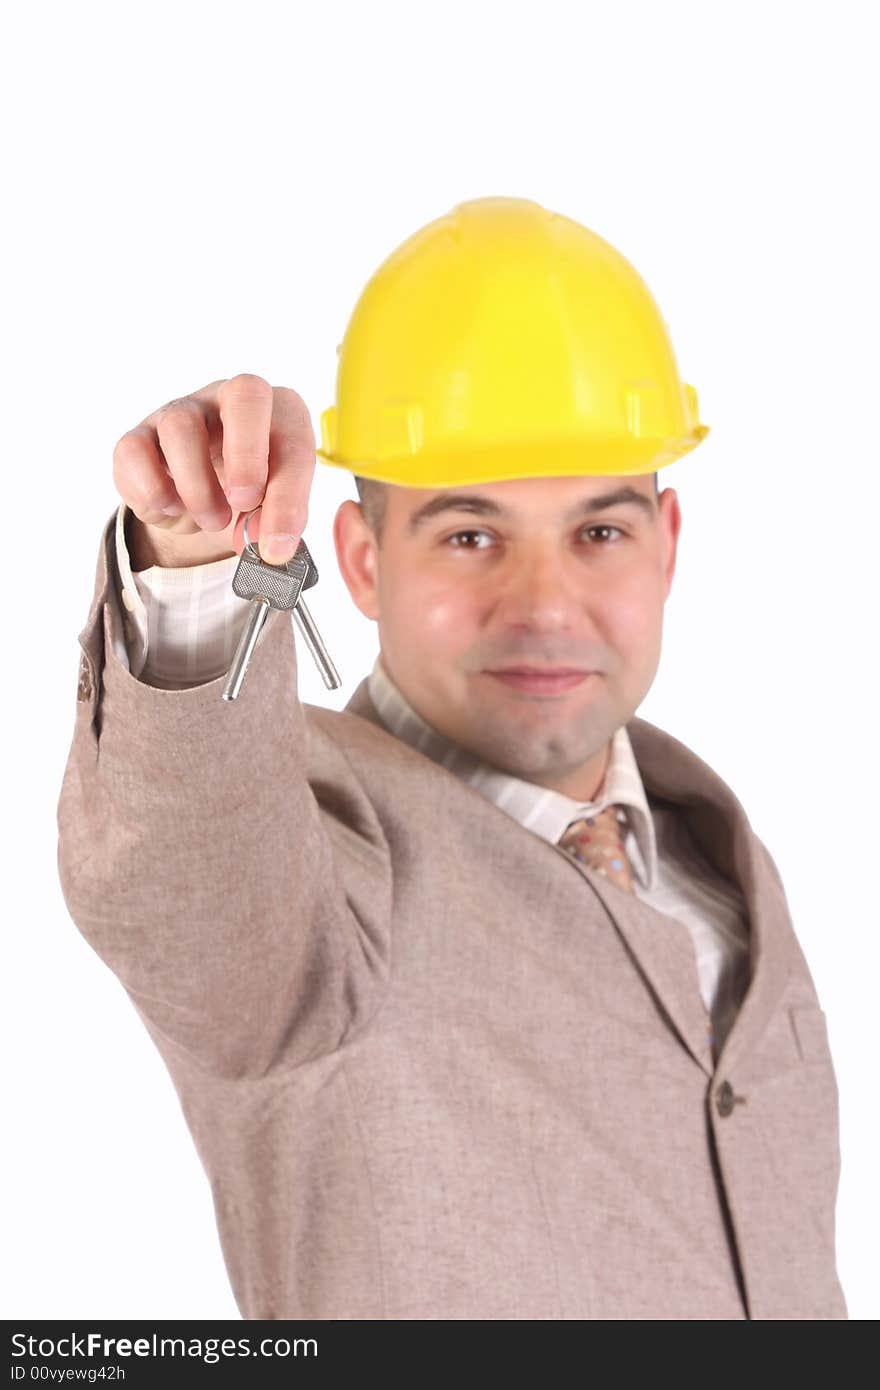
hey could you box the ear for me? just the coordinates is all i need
[658,486,682,597]
[333,500,381,622]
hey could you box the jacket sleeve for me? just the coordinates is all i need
[56,508,393,1080]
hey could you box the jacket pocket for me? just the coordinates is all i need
[788,1004,833,1066]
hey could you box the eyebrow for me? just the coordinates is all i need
[406,485,657,534]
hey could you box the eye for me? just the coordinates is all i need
[581,524,624,544]
[445,528,493,549]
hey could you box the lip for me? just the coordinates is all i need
[487,666,591,676]
[484,668,596,694]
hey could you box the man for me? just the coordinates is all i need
[57,196,847,1319]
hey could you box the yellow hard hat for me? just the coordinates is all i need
[317,195,709,488]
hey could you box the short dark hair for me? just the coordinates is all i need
[353,471,660,547]
[353,475,389,546]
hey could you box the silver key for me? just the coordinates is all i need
[221,512,341,701]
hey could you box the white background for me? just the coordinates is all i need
[3,0,877,1320]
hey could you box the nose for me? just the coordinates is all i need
[491,542,587,629]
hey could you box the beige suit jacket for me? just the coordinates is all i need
[56,513,848,1319]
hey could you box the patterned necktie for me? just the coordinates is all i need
[557,804,635,892]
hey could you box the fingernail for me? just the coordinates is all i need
[228,485,263,509]
[161,500,186,516]
[260,532,295,564]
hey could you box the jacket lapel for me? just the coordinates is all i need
[551,848,719,1076]
[623,717,794,1080]
[344,679,794,1081]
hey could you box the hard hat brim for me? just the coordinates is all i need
[316,427,709,489]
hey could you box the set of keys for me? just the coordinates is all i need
[221,508,341,701]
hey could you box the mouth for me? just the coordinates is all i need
[483,667,597,694]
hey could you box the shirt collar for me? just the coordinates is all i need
[366,652,658,889]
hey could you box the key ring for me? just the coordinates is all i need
[241,506,263,561]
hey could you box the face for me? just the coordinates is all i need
[334,473,681,801]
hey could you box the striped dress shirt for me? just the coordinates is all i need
[110,501,752,1057]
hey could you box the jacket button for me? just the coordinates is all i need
[715,1079,736,1117]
